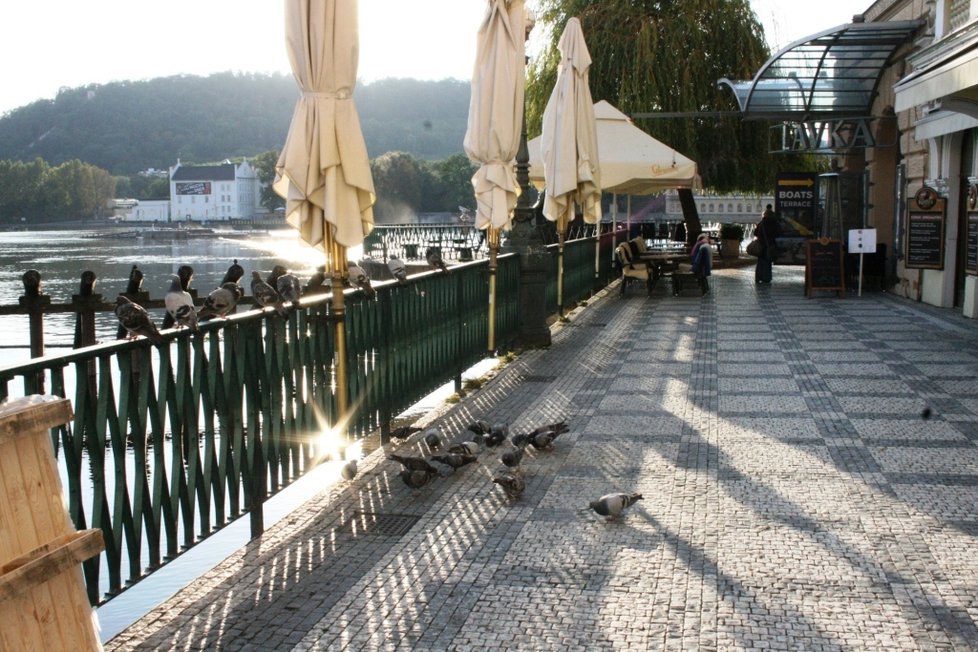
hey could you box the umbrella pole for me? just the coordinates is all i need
[557,229,565,317]
[487,227,499,356]
[329,236,349,418]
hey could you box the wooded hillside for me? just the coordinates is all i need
[0,74,470,175]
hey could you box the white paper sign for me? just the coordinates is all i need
[848,228,877,252]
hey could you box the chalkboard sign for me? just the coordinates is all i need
[906,210,945,270]
[805,238,845,297]
[967,213,978,276]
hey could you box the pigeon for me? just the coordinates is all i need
[399,468,437,490]
[466,420,492,436]
[485,423,508,447]
[423,427,444,449]
[426,247,448,272]
[492,469,525,500]
[164,274,199,332]
[447,440,481,456]
[388,453,440,475]
[389,425,422,441]
[528,429,558,450]
[222,259,245,285]
[267,265,287,289]
[589,493,643,520]
[500,446,524,468]
[388,257,408,285]
[510,432,531,449]
[115,296,164,345]
[250,271,287,317]
[430,452,477,470]
[348,263,376,299]
[275,270,302,311]
[197,283,239,320]
[340,459,358,481]
[529,421,569,437]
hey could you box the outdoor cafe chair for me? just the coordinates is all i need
[615,243,653,297]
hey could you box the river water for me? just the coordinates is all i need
[0,227,495,642]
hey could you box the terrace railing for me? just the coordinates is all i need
[0,230,624,605]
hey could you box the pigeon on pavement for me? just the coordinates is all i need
[589,493,643,520]
[388,453,440,475]
[115,296,164,345]
[197,283,239,320]
[426,247,448,272]
[500,446,524,468]
[348,263,376,299]
[340,459,358,481]
[485,423,508,447]
[251,271,286,317]
[164,274,199,332]
[389,425,422,441]
[388,257,408,285]
[423,427,444,450]
[447,440,481,457]
[431,452,477,471]
[492,468,525,500]
[399,468,437,490]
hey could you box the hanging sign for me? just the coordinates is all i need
[905,187,945,270]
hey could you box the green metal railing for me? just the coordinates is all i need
[0,227,631,605]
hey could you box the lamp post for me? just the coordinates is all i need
[503,6,552,348]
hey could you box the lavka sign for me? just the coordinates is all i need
[773,118,879,153]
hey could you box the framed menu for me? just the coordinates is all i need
[805,238,845,297]
[906,187,945,270]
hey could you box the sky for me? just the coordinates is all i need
[0,0,864,116]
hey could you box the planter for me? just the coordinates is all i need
[720,239,741,259]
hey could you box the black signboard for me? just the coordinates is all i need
[775,173,818,235]
[805,238,845,297]
[905,210,945,270]
[967,213,978,276]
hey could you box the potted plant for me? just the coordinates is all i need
[718,223,745,258]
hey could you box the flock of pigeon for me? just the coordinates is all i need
[357,419,642,520]
[114,265,305,343]
[115,249,452,345]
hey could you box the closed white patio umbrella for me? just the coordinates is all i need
[539,17,601,314]
[274,0,376,416]
[463,0,527,354]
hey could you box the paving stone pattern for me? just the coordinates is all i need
[105,266,978,651]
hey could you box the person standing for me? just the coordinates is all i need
[691,232,713,294]
[754,204,781,284]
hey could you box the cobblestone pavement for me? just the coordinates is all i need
[105,266,978,651]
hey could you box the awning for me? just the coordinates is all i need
[719,20,922,120]
[893,45,978,114]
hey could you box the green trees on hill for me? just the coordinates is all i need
[0,158,115,223]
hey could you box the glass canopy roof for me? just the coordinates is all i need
[719,20,923,120]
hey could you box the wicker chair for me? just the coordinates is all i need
[615,243,653,296]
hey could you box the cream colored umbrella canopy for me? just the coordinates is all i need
[272,0,376,419]
[463,0,527,233]
[529,100,699,194]
[540,17,601,233]
[273,0,375,251]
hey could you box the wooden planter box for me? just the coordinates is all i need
[720,239,742,259]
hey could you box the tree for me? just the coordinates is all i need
[422,154,479,213]
[528,0,810,193]
[370,151,430,222]
[251,150,284,211]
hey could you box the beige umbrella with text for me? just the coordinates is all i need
[273,0,376,416]
[463,0,526,354]
[540,17,601,314]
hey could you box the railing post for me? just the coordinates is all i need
[19,270,49,392]
[73,271,101,350]
[249,433,265,539]
[117,265,150,340]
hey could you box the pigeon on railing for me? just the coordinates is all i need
[197,283,239,321]
[115,296,164,345]
[275,269,302,312]
[426,247,448,272]
[348,263,375,299]
[250,271,286,317]
[164,274,199,332]
[387,257,408,285]
[589,493,643,520]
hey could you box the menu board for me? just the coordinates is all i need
[905,190,945,270]
[805,238,845,297]
[967,213,978,276]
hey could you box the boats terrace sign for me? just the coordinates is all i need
[771,118,890,154]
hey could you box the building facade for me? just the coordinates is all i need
[663,191,775,225]
[169,160,262,222]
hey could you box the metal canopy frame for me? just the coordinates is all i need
[718,20,923,121]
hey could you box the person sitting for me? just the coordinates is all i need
[691,232,713,294]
